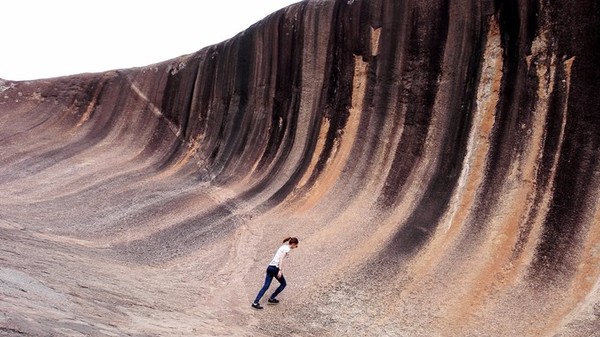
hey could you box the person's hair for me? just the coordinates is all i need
[283,237,299,245]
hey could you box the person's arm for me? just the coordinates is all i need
[277,252,286,277]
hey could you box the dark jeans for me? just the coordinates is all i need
[253,265,286,303]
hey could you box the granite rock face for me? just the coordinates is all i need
[1,0,599,336]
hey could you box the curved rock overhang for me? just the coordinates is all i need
[0,0,599,335]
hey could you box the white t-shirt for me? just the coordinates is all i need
[269,244,291,268]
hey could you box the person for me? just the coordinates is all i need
[251,237,299,309]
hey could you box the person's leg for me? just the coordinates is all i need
[269,274,287,300]
[254,273,273,304]
[254,266,278,304]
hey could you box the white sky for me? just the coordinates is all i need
[0,0,303,81]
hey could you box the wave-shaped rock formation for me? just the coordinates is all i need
[1,0,599,335]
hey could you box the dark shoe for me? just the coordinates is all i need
[252,302,263,309]
[267,298,279,304]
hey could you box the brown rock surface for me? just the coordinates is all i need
[1,0,599,336]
